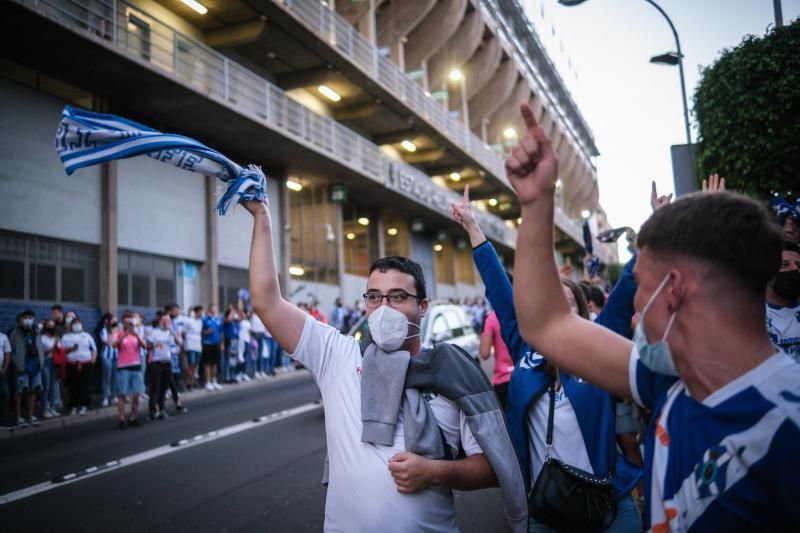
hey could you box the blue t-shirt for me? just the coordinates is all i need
[201,315,222,345]
[629,347,800,531]
[223,320,239,343]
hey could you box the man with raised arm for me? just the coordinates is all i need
[505,103,799,531]
[242,197,526,532]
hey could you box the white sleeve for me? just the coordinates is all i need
[459,411,484,456]
[87,334,97,353]
[289,313,358,388]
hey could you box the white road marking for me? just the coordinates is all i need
[0,402,322,506]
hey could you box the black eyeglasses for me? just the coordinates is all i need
[362,289,420,308]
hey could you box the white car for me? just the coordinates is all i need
[348,302,480,361]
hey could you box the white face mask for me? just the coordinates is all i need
[634,273,679,376]
[65,316,74,326]
[367,305,420,352]
[72,324,83,333]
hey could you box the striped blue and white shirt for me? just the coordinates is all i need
[99,327,118,361]
[630,347,800,531]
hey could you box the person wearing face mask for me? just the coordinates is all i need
[148,313,182,420]
[452,186,643,532]
[37,320,62,419]
[99,313,119,407]
[9,311,42,428]
[243,192,528,533]
[506,103,800,531]
[61,315,96,415]
[222,305,240,384]
[766,241,800,360]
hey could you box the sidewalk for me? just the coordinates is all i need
[1,369,311,440]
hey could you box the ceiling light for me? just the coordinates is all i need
[503,127,517,139]
[400,140,417,152]
[289,265,305,277]
[556,179,563,188]
[346,232,356,240]
[433,244,444,252]
[180,0,208,15]
[286,179,303,192]
[357,217,370,226]
[318,84,341,102]
[448,69,464,82]
[488,198,498,207]
[517,217,522,224]
[449,172,461,182]
[387,228,398,236]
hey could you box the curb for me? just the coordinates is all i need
[1,369,311,440]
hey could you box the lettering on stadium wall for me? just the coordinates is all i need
[385,162,514,247]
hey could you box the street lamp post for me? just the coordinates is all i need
[559,0,692,145]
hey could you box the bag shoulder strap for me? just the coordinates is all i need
[545,374,555,455]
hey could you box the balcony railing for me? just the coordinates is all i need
[14,0,518,247]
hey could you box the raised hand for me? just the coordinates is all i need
[650,181,673,212]
[702,173,726,192]
[450,185,487,247]
[505,103,558,205]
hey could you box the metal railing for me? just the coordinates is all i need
[277,0,510,188]
[14,0,520,247]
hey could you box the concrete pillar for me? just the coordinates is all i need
[280,177,292,297]
[357,0,377,46]
[99,161,118,315]
[334,202,346,304]
[200,175,219,307]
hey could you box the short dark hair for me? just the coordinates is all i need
[369,256,427,300]
[192,305,203,313]
[784,240,800,255]
[638,192,782,297]
[51,304,63,312]
[561,278,590,320]
[586,285,605,309]
[22,309,35,318]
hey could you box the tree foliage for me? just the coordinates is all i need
[693,18,800,200]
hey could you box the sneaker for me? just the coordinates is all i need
[141,393,149,401]
[18,419,29,428]
[127,417,142,428]
[101,398,109,407]
[71,408,79,416]
[29,416,40,426]
[43,409,53,419]
[78,407,88,416]
[176,405,189,414]
[212,381,222,391]
[242,374,251,382]
[118,420,128,430]
[205,382,215,392]
[50,408,61,418]
[156,411,170,420]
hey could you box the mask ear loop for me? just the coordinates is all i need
[661,311,678,342]
[642,272,672,318]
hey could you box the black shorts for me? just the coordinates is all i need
[201,344,221,367]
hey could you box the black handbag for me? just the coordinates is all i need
[527,378,617,532]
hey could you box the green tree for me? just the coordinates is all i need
[693,18,800,200]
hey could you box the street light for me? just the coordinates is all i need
[558,0,692,145]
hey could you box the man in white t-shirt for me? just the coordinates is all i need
[766,240,800,359]
[505,104,800,531]
[183,306,204,389]
[241,199,498,532]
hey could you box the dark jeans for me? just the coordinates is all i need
[66,363,92,409]
[148,361,172,414]
[0,372,9,426]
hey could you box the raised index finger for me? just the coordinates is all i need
[520,103,538,132]
[463,183,470,205]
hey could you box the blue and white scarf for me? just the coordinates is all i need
[55,106,266,214]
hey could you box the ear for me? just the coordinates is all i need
[666,269,686,312]
[418,298,429,319]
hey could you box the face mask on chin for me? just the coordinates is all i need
[772,270,800,303]
[634,273,679,376]
[367,305,420,352]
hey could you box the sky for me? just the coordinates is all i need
[524,0,800,261]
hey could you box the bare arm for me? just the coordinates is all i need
[479,334,492,361]
[388,452,498,493]
[507,104,633,399]
[242,200,307,353]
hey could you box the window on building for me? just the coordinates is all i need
[289,181,339,284]
[126,12,151,61]
[118,251,179,310]
[0,231,99,304]
[219,266,248,308]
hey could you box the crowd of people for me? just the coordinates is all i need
[0,300,300,430]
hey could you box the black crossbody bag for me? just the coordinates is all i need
[527,378,617,532]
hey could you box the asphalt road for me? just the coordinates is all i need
[0,370,510,533]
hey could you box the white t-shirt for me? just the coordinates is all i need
[239,319,252,343]
[150,328,176,363]
[183,316,203,353]
[250,313,267,335]
[527,383,594,484]
[62,332,97,363]
[290,315,482,533]
[37,334,57,360]
[0,332,10,368]
[766,302,800,360]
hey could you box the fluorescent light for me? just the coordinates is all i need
[400,140,417,152]
[449,172,461,182]
[556,179,563,188]
[286,179,303,192]
[488,198,498,207]
[180,0,208,15]
[448,69,464,82]
[517,217,522,224]
[581,209,591,219]
[346,232,356,240]
[387,228,398,236]
[289,265,305,277]
[424,90,432,97]
[357,217,370,226]
[317,84,341,102]
[433,244,444,252]
[503,127,517,139]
